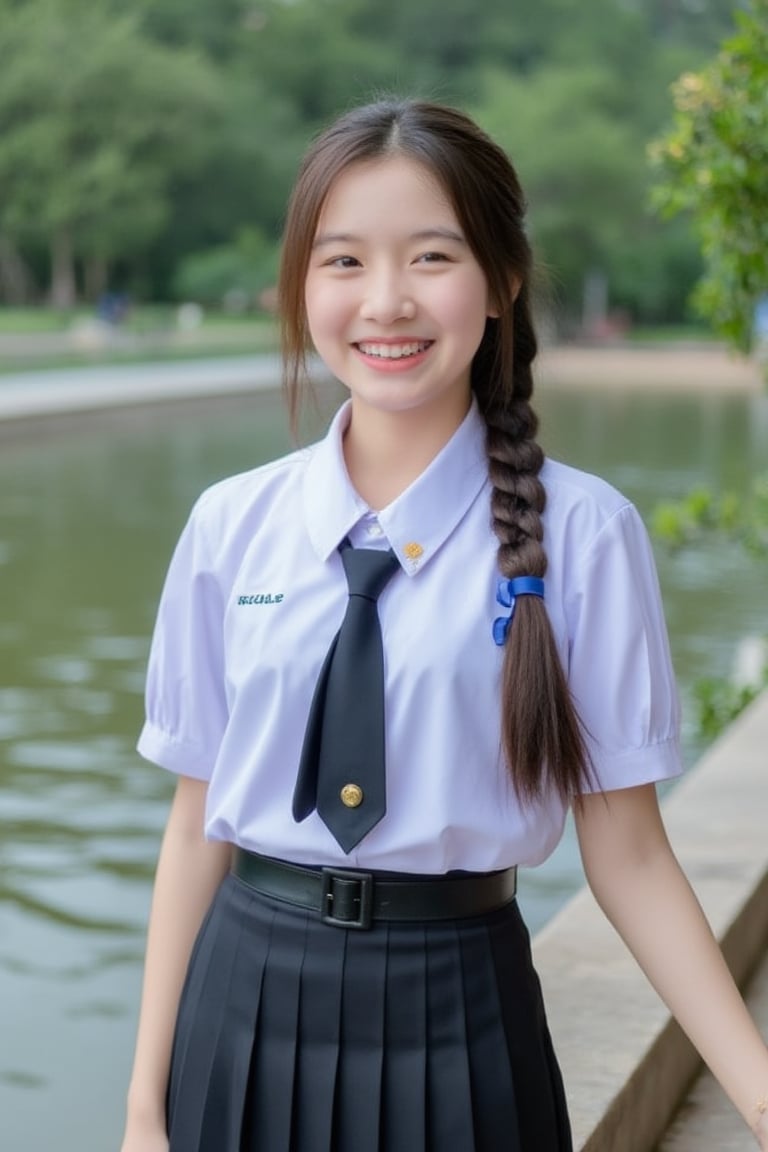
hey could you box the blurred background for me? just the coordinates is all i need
[1,2,767,1149]
[0,0,756,357]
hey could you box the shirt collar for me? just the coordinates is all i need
[303,399,489,577]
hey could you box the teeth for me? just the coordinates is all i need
[358,341,430,359]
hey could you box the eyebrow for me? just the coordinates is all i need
[312,227,467,249]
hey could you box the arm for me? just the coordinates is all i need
[575,783,768,1146]
[121,775,232,1150]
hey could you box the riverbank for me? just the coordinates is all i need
[0,355,283,428]
[537,343,765,391]
[0,343,763,432]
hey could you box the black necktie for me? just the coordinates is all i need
[293,543,400,853]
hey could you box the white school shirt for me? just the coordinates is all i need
[138,398,683,873]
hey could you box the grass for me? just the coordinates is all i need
[0,344,282,376]
[625,324,718,344]
[0,304,276,334]
[0,307,280,374]
[0,308,90,333]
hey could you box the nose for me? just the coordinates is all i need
[359,267,415,324]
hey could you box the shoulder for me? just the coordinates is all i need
[198,441,314,511]
[541,457,635,542]
[189,441,317,545]
[541,458,663,608]
[540,457,656,581]
[541,456,630,518]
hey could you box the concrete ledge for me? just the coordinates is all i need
[532,689,768,1151]
[659,955,768,1149]
[0,356,283,423]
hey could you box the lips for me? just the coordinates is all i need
[355,340,433,359]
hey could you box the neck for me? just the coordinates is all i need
[342,392,472,510]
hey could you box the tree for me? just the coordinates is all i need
[0,0,743,310]
[649,4,768,740]
[650,0,768,351]
[134,0,252,60]
[234,0,399,129]
[0,0,223,305]
[470,59,703,330]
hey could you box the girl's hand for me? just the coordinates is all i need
[755,1108,768,1150]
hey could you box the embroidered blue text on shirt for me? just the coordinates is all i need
[237,593,284,605]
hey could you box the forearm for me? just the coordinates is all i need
[590,842,768,1130]
[576,784,768,1141]
[125,777,232,1126]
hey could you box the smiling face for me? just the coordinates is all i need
[304,155,496,427]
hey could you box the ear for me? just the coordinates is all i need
[487,274,522,319]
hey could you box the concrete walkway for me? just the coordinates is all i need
[0,355,284,423]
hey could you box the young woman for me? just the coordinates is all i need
[120,99,768,1152]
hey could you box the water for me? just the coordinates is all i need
[1,381,766,1151]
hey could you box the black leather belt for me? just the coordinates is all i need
[232,849,517,930]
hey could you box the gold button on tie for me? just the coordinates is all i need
[340,783,364,808]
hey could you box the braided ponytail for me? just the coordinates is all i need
[278,98,593,803]
[473,289,592,804]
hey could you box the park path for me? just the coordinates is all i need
[0,355,284,422]
[536,343,764,391]
[0,343,763,426]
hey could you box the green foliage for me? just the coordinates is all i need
[653,471,768,739]
[694,670,768,741]
[135,0,251,59]
[0,0,744,311]
[650,0,768,350]
[172,228,280,307]
[607,218,705,326]
[472,64,651,307]
[652,473,768,555]
[235,0,399,127]
[0,0,223,300]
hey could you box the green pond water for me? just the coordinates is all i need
[1,379,766,1150]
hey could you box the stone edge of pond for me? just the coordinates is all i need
[0,345,762,432]
[0,356,340,437]
[0,356,282,430]
[531,687,768,1152]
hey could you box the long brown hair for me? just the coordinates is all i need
[279,99,591,804]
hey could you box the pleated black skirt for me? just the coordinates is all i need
[167,870,572,1152]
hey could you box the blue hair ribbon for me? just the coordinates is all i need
[492,575,545,646]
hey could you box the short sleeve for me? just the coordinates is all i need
[137,499,228,779]
[565,503,683,793]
